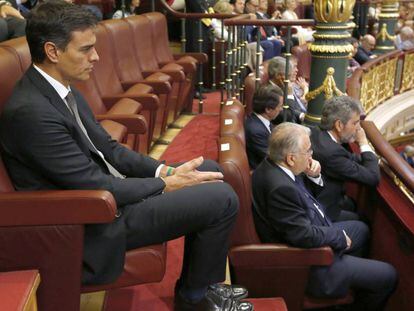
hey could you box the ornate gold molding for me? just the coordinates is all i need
[380,161,414,205]
[401,53,414,92]
[377,23,396,41]
[375,46,396,50]
[304,113,322,122]
[309,43,354,54]
[314,0,356,23]
[305,67,344,101]
[313,33,351,39]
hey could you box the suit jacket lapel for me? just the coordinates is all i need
[252,113,271,133]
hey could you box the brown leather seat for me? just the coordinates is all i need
[125,15,192,118]
[101,19,173,139]
[292,44,312,81]
[92,24,160,153]
[220,110,246,148]
[0,43,166,311]
[221,99,245,123]
[243,74,257,116]
[218,136,353,311]
[0,37,31,72]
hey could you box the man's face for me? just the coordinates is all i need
[362,37,376,51]
[289,60,298,81]
[338,111,361,143]
[246,0,259,13]
[56,28,99,85]
[259,0,268,12]
[266,96,283,120]
[233,0,245,14]
[290,134,313,175]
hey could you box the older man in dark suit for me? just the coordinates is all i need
[245,84,283,169]
[310,96,380,222]
[0,2,253,310]
[252,122,397,311]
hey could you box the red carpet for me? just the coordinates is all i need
[104,93,221,310]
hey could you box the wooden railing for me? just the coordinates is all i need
[347,48,414,114]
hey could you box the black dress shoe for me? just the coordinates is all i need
[174,290,254,311]
[208,284,248,300]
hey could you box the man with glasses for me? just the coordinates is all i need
[252,122,397,311]
[355,34,377,65]
[310,96,380,222]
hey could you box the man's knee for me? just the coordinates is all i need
[378,262,398,292]
[208,182,239,219]
[198,159,223,173]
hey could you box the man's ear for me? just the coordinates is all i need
[286,153,295,167]
[333,119,343,134]
[44,42,60,64]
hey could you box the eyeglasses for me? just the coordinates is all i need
[292,148,313,156]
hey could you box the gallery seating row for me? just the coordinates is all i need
[0,12,208,311]
[218,100,353,311]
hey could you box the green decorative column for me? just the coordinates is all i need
[374,0,398,54]
[304,0,356,126]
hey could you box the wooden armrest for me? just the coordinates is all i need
[103,94,159,111]
[159,61,195,74]
[0,190,117,227]
[229,244,334,267]
[96,114,147,134]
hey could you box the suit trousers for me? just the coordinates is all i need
[121,160,239,288]
[307,220,397,311]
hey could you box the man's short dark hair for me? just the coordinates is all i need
[252,84,283,114]
[320,96,362,130]
[26,0,98,63]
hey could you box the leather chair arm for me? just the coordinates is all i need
[96,114,147,134]
[229,244,334,267]
[159,61,195,74]
[121,80,172,94]
[173,52,208,63]
[0,190,117,227]
[103,94,159,111]
[142,70,185,82]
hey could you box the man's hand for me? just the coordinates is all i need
[297,77,308,91]
[0,5,24,19]
[355,127,369,146]
[304,159,321,178]
[162,157,224,192]
[343,230,352,250]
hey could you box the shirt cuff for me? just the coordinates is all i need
[307,175,324,186]
[360,144,374,154]
[155,164,165,178]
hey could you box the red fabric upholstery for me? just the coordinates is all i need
[125,15,193,116]
[0,37,166,311]
[0,270,40,311]
[218,136,352,311]
[248,298,288,311]
[92,24,160,153]
[292,44,312,81]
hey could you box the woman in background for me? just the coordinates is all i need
[112,0,140,19]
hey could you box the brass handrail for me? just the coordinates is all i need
[224,19,315,27]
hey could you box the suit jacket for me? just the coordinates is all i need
[354,46,372,65]
[0,66,165,284]
[252,159,347,251]
[273,98,302,125]
[245,113,270,169]
[310,127,380,220]
[400,151,414,168]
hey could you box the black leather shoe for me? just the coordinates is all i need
[174,290,254,311]
[208,284,248,300]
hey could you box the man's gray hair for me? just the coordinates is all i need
[320,96,362,130]
[404,145,414,156]
[268,56,290,80]
[268,122,310,163]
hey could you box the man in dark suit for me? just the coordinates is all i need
[400,145,414,168]
[252,122,397,310]
[354,34,377,65]
[245,84,283,169]
[311,96,380,222]
[0,2,253,310]
[267,56,305,124]
[0,0,26,42]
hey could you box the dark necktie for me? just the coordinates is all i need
[294,177,332,226]
[66,92,125,179]
[269,122,274,133]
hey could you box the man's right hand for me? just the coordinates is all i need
[355,127,369,146]
[0,5,24,19]
[343,230,352,250]
[162,157,224,192]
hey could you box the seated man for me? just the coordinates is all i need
[0,0,26,42]
[310,96,380,222]
[0,2,252,310]
[400,145,414,168]
[245,84,283,169]
[267,56,305,124]
[252,122,397,310]
[355,34,377,65]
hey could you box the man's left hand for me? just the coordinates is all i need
[304,159,321,178]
